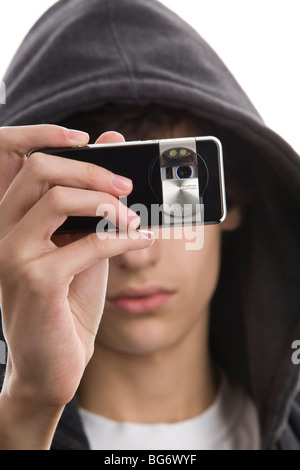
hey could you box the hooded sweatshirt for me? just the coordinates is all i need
[0,0,300,450]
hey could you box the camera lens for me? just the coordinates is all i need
[176,166,192,179]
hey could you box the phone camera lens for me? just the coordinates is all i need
[176,166,192,179]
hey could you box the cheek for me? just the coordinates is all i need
[171,226,222,312]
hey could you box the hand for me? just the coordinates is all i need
[0,125,153,411]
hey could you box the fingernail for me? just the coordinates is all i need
[138,230,155,240]
[112,174,132,190]
[66,129,89,144]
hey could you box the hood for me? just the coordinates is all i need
[0,0,300,449]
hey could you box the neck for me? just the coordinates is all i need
[77,313,219,423]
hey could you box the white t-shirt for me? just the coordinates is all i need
[78,374,260,450]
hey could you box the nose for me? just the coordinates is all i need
[112,239,160,271]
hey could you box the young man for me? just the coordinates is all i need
[0,0,300,450]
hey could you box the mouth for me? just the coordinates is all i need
[107,285,175,314]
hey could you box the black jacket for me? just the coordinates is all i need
[0,0,300,450]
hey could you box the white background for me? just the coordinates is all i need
[0,0,299,154]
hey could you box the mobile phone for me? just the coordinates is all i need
[28,136,226,233]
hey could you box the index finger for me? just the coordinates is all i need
[0,124,89,155]
[0,124,89,198]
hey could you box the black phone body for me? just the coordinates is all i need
[29,136,226,233]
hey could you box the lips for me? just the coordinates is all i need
[107,285,175,314]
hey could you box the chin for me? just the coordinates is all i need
[97,316,180,356]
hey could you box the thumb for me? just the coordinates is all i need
[94,131,125,145]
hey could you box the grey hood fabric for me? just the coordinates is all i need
[1,0,300,450]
